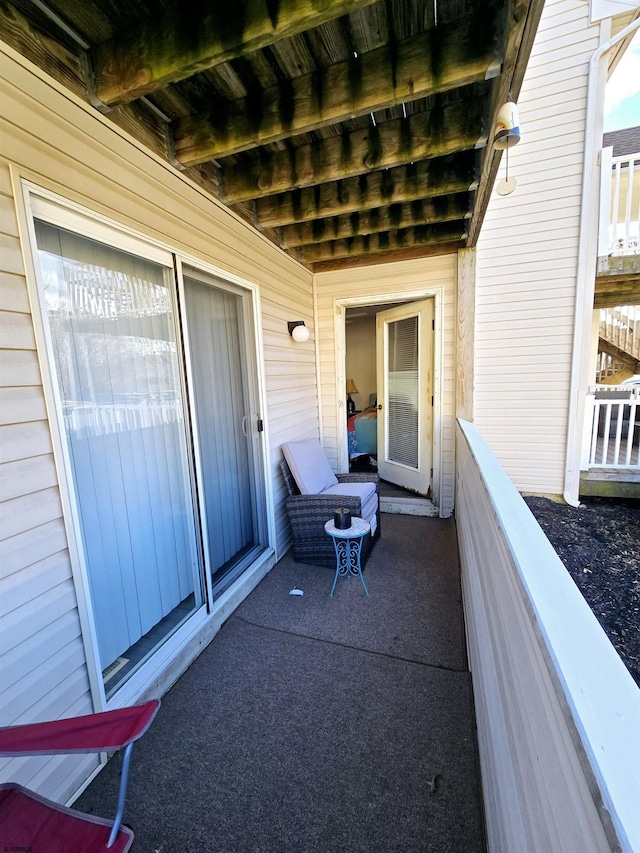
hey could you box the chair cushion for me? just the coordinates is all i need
[283,439,338,495]
[320,482,378,534]
[321,481,376,501]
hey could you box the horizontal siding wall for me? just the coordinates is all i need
[456,420,639,853]
[474,0,601,495]
[315,254,457,515]
[0,160,98,802]
[0,43,315,799]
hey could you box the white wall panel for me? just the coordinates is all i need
[475,0,601,495]
[457,420,639,852]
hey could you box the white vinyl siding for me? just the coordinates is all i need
[475,0,601,495]
[315,254,457,515]
[0,42,315,801]
[456,421,636,852]
[0,161,97,803]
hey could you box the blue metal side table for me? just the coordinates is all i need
[324,517,370,597]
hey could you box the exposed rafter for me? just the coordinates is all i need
[253,152,478,228]
[298,221,467,262]
[172,11,501,162]
[0,0,547,270]
[92,0,379,105]
[221,96,487,201]
[279,193,471,248]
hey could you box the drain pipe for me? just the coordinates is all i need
[563,16,640,507]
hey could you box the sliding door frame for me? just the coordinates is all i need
[17,178,275,711]
[176,260,272,603]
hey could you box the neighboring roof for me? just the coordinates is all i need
[603,125,640,156]
[0,0,544,272]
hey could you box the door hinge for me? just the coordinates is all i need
[257,418,264,432]
[432,319,435,331]
[431,396,434,406]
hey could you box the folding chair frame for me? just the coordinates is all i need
[0,699,160,850]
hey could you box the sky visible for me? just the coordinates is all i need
[604,29,640,132]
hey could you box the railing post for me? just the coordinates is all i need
[598,146,613,258]
[581,392,596,468]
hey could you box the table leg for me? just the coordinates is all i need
[329,536,369,597]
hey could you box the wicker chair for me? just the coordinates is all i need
[280,453,380,569]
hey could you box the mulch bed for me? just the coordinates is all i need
[524,496,640,687]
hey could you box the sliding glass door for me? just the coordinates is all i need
[34,220,204,695]
[182,267,266,593]
[31,206,269,699]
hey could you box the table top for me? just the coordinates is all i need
[324,517,370,538]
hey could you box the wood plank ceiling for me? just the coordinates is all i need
[1,0,543,271]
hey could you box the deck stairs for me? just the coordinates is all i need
[584,138,640,495]
[596,305,640,382]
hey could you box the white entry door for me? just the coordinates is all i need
[376,299,434,495]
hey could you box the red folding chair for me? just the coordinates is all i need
[0,699,160,852]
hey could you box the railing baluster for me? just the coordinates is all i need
[624,157,634,251]
[587,387,640,471]
[612,159,622,251]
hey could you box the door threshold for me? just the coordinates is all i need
[380,496,438,516]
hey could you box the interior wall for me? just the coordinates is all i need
[346,314,377,411]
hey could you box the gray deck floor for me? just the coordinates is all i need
[77,514,485,852]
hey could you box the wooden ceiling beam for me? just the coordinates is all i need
[222,98,486,203]
[311,240,464,272]
[173,11,501,163]
[252,152,477,227]
[594,275,640,308]
[279,193,471,248]
[92,0,379,105]
[298,221,467,263]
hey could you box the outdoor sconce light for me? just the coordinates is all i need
[288,321,310,343]
[493,100,521,196]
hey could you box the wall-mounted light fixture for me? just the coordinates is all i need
[493,100,521,196]
[288,321,310,343]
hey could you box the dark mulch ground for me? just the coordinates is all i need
[524,496,640,687]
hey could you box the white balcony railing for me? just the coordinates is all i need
[582,384,640,468]
[456,420,640,853]
[599,147,640,257]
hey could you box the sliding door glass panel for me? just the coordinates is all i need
[182,269,265,592]
[387,316,419,468]
[34,221,204,696]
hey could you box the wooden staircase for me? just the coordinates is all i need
[597,305,640,382]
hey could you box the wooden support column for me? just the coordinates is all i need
[457,248,476,421]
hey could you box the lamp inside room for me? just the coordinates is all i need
[346,379,359,416]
